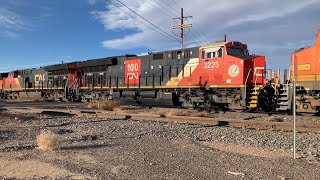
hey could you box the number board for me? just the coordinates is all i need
[125,59,141,85]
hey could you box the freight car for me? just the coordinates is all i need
[255,28,320,114]
[0,40,265,111]
[288,29,320,113]
[291,29,320,94]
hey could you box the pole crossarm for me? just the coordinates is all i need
[173,15,193,20]
[172,8,193,49]
[172,24,192,29]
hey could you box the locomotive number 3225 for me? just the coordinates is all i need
[204,61,219,69]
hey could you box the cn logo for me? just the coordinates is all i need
[125,59,141,84]
[35,74,45,84]
[254,67,264,77]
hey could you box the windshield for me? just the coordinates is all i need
[227,47,246,57]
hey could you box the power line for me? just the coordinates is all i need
[185,31,205,45]
[157,0,208,45]
[149,0,177,17]
[150,0,194,46]
[185,19,208,44]
[106,0,169,40]
[188,18,210,43]
[145,0,172,19]
[145,0,195,46]
[170,0,210,44]
[172,8,192,49]
[106,0,180,43]
[113,0,180,42]
[158,0,180,15]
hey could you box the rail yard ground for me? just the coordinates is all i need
[1,101,320,179]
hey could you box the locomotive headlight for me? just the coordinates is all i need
[228,65,240,77]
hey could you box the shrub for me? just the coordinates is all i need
[87,99,121,111]
[36,131,60,151]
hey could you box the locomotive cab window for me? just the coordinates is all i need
[177,51,182,59]
[184,49,191,58]
[153,53,163,60]
[207,52,216,59]
[227,47,245,57]
[201,47,223,59]
[171,51,183,59]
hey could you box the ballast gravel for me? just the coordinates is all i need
[1,111,320,179]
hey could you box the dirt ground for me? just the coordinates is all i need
[1,109,320,179]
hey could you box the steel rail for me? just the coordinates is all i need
[4,107,320,134]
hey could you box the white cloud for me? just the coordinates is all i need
[0,7,29,39]
[0,30,19,38]
[87,0,98,5]
[0,1,52,39]
[92,0,320,68]
[87,0,104,5]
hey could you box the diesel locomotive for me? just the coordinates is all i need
[0,40,265,111]
[1,29,320,113]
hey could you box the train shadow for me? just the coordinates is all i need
[60,143,116,151]
[216,121,229,126]
[41,111,75,117]
[0,144,36,152]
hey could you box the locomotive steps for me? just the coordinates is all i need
[5,107,320,134]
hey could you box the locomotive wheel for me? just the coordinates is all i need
[257,86,276,112]
[172,93,182,106]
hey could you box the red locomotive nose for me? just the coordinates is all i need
[242,55,266,86]
[252,55,266,85]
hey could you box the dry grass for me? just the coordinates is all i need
[87,100,121,111]
[192,110,209,117]
[264,116,283,122]
[158,109,209,117]
[36,131,60,151]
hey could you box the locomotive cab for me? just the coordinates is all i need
[198,41,265,87]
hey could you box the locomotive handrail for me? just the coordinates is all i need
[244,68,252,103]
[254,74,259,87]
[68,78,77,89]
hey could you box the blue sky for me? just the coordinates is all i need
[0,0,148,72]
[0,0,319,72]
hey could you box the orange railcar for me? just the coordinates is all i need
[291,29,320,91]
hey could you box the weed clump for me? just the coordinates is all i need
[87,100,121,111]
[265,116,283,122]
[158,109,209,117]
[36,131,60,151]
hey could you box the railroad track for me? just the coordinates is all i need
[3,106,320,134]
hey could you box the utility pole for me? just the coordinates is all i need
[292,54,297,160]
[172,8,192,49]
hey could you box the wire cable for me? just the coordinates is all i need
[170,0,210,44]
[113,0,181,42]
[149,0,177,17]
[157,0,208,45]
[158,0,180,15]
[145,0,173,19]
[106,0,180,43]
[152,0,195,46]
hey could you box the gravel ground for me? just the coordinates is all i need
[1,110,320,179]
[3,100,320,124]
[121,106,320,127]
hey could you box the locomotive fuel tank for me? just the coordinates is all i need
[115,91,176,107]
